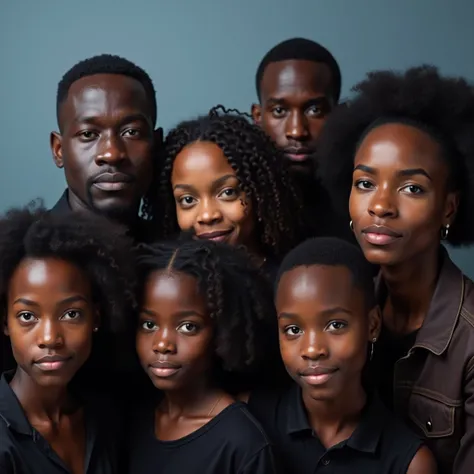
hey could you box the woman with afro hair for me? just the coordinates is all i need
[0,204,136,473]
[128,238,279,473]
[143,106,311,281]
[316,65,474,474]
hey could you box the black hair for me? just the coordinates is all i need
[276,237,376,309]
[255,37,341,103]
[135,238,278,374]
[316,65,474,246]
[56,54,157,128]
[0,203,136,333]
[143,105,308,260]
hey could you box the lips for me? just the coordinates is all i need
[196,229,233,242]
[92,172,134,192]
[284,147,314,163]
[34,355,72,371]
[299,366,338,386]
[149,360,182,378]
[361,225,402,246]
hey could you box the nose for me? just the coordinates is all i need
[37,319,63,350]
[94,132,127,166]
[301,330,328,361]
[285,111,309,141]
[197,198,223,226]
[152,327,177,355]
[368,186,398,219]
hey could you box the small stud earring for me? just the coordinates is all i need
[370,337,377,361]
[441,224,450,240]
[93,327,99,333]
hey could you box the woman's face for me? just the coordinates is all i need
[349,122,458,266]
[171,141,256,249]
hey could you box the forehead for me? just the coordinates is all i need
[143,270,204,306]
[355,122,446,174]
[8,258,90,296]
[276,265,362,309]
[60,73,152,125]
[172,141,235,182]
[260,60,333,102]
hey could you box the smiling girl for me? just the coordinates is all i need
[317,65,474,474]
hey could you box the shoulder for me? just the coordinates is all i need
[406,445,437,474]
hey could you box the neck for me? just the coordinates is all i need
[160,378,224,418]
[10,368,71,424]
[381,244,440,333]
[303,378,366,431]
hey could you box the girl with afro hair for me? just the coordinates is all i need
[128,238,279,473]
[143,106,311,281]
[317,65,474,474]
[0,204,136,474]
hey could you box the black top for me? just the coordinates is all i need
[248,383,423,474]
[0,371,121,474]
[127,399,278,474]
[372,326,419,409]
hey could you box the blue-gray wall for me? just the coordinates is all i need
[2,0,474,277]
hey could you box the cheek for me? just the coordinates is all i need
[349,189,367,223]
[179,333,213,365]
[135,333,152,363]
[278,337,299,369]
[175,207,196,230]
[332,334,367,370]
[308,119,326,140]
[262,117,285,143]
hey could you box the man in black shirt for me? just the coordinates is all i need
[50,54,163,243]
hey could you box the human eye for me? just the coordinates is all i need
[401,184,425,195]
[17,312,38,324]
[284,325,303,337]
[78,130,99,141]
[354,179,374,190]
[177,322,199,335]
[271,106,286,118]
[141,320,157,331]
[307,104,324,117]
[325,320,348,332]
[122,128,141,138]
[177,195,196,209]
[218,187,238,200]
[61,310,82,321]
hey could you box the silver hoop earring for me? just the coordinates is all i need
[349,220,354,232]
[370,338,377,361]
[441,224,450,240]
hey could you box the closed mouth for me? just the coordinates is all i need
[196,230,233,241]
[92,173,134,191]
[361,225,402,246]
[34,355,72,371]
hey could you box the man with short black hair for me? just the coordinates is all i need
[50,54,162,242]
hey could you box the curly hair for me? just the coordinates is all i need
[135,238,278,375]
[0,203,136,333]
[316,65,474,246]
[142,105,307,260]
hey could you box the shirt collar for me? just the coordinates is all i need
[0,371,33,436]
[49,190,71,216]
[285,384,385,454]
[376,246,464,356]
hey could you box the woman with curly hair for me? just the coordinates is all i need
[128,239,279,474]
[317,65,474,474]
[143,106,309,279]
[0,204,135,473]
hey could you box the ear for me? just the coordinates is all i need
[153,127,164,149]
[51,131,64,168]
[251,103,262,126]
[368,305,382,341]
[443,191,460,227]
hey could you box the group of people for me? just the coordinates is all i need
[1,37,474,474]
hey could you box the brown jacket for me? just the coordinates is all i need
[376,249,474,474]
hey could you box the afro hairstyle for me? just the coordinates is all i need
[255,37,341,103]
[135,237,279,375]
[56,54,157,129]
[316,65,474,246]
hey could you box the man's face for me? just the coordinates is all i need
[252,60,335,175]
[51,73,161,220]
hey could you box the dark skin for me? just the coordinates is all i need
[136,270,234,441]
[4,258,99,474]
[51,73,162,225]
[275,264,436,473]
[171,141,261,260]
[252,60,335,175]
[350,123,459,335]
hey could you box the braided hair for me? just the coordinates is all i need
[135,238,278,375]
[143,105,306,261]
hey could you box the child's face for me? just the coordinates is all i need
[171,141,256,249]
[276,264,380,401]
[136,270,214,391]
[4,258,97,387]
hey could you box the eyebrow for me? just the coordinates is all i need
[173,174,238,192]
[354,164,432,180]
[278,307,352,320]
[266,97,329,106]
[74,113,149,126]
[12,295,88,307]
[139,309,205,319]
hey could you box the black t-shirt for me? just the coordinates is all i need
[372,325,419,410]
[127,399,278,474]
[0,371,122,474]
[248,383,423,474]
